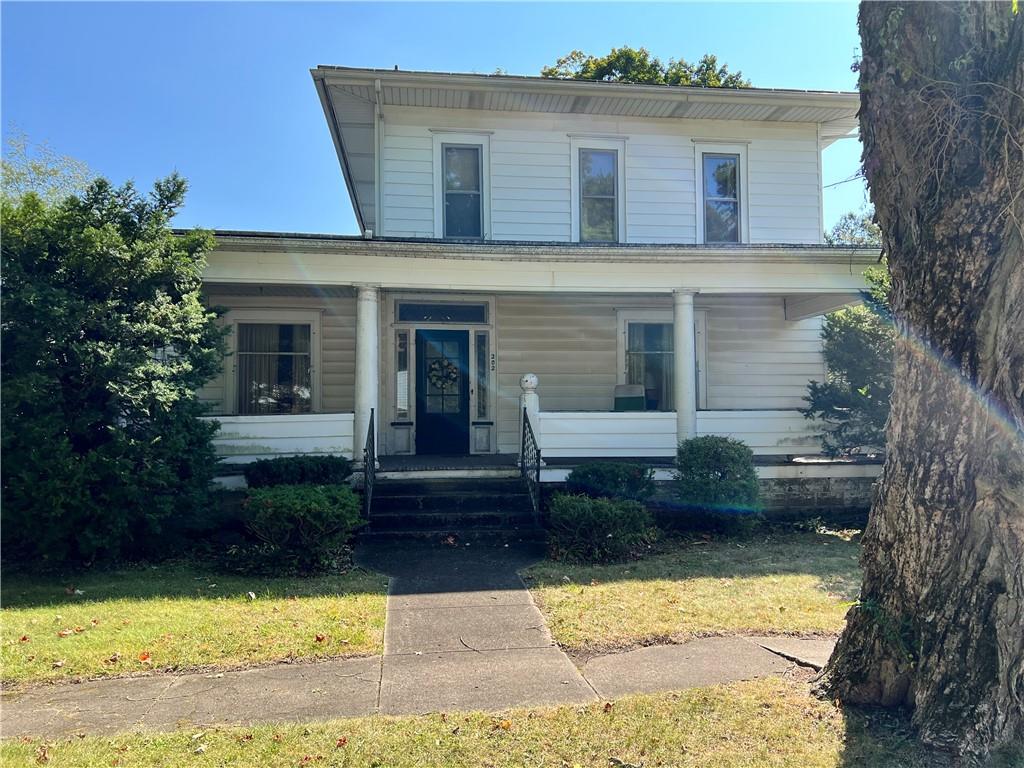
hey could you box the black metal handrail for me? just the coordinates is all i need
[520,406,541,522]
[363,408,375,517]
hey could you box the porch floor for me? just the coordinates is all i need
[378,453,520,472]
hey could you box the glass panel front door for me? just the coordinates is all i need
[415,329,470,455]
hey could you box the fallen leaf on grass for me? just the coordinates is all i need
[335,737,348,748]
[35,744,50,763]
[19,635,29,643]
[57,629,73,638]
[105,653,121,664]
[51,660,64,669]
[315,634,326,643]
[138,651,151,662]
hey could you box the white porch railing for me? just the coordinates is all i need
[537,410,821,458]
[203,413,355,465]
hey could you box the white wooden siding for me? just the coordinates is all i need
[380,108,823,244]
[205,413,355,464]
[539,410,820,458]
[199,294,357,415]
[494,293,825,452]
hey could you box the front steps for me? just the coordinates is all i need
[362,476,545,543]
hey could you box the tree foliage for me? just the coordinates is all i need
[1,173,227,566]
[1,130,92,203]
[541,47,750,88]
[823,206,882,246]
[806,212,892,455]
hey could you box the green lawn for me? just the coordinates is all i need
[1,564,387,687]
[0,678,957,768]
[524,530,861,653]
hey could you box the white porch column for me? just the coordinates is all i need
[673,289,698,441]
[354,285,380,464]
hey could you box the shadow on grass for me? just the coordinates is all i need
[525,530,863,601]
[0,562,388,609]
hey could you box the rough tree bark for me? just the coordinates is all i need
[817,1,1024,759]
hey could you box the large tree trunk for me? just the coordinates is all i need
[817,1,1024,758]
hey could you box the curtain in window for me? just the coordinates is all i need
[626,323,674,411]
[237,324,312,415]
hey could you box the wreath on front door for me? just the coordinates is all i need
[427,358,459,390]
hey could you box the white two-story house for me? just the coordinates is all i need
[199,66,879,502]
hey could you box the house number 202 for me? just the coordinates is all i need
[490,353,496,372]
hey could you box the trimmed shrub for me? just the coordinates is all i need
[547,493,658,564]
[243,455,352,489]
[564,462,655,501]
[667,436,761,535]
[675,436,760,511]
[231,484,363,574]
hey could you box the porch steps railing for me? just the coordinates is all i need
[520,406,542,523]
[363,408,375,518]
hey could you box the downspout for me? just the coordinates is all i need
[816,122,824,244]
[374,78,384,238]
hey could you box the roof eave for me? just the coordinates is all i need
[312,71,366,234]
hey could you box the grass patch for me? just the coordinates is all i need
[524,530,861,652]
[1,564,387,687]
[0,678,955,768]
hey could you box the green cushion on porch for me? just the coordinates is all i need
[614,384,646,412]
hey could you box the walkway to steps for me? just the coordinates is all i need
[0,542,835,739]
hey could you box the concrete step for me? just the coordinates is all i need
[369,509,535,532]
[373,477,527,496]
[358,526,546,546]
[372,492,534,514]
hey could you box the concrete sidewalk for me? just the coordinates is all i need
[1,542,835,738]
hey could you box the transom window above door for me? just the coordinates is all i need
[443,144,483,238]
[396,301,488,324]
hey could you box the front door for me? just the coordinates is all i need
[415,329,470,455]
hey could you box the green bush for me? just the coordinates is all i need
[243,455,353,488]
[1,175,227,567]
[233,484,363,574]
[675,436,760,512]
[546,493,657,564]
[564,462,655,501]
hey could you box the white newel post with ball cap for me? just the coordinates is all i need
[519,373,540,459]
[673,289,698,442]
[354,284,380,465]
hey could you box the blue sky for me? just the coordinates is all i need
[2,1,870,235]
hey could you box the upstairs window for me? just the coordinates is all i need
[237,323,312,415]
[702,153,740,243]
[579,148,618,242]
[443,144,483,239]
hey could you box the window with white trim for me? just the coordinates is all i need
[225,309,322,416]
[237,323,313,415]
[432,131,491,239]
[579,148,618,242]
[695,142,748,244]
[616,310,708,411]
[442,144,483,238]
[702,153,740,243]
[570,137,626,243]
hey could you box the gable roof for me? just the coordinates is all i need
[311,66,861,233]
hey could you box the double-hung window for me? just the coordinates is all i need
[626,322,675,411]
[617,310,708,411]
[442,144,483,238]
[579,148,618,242]
[237,323,313,415]
[571,137,625,243]
[699,149,744,244]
